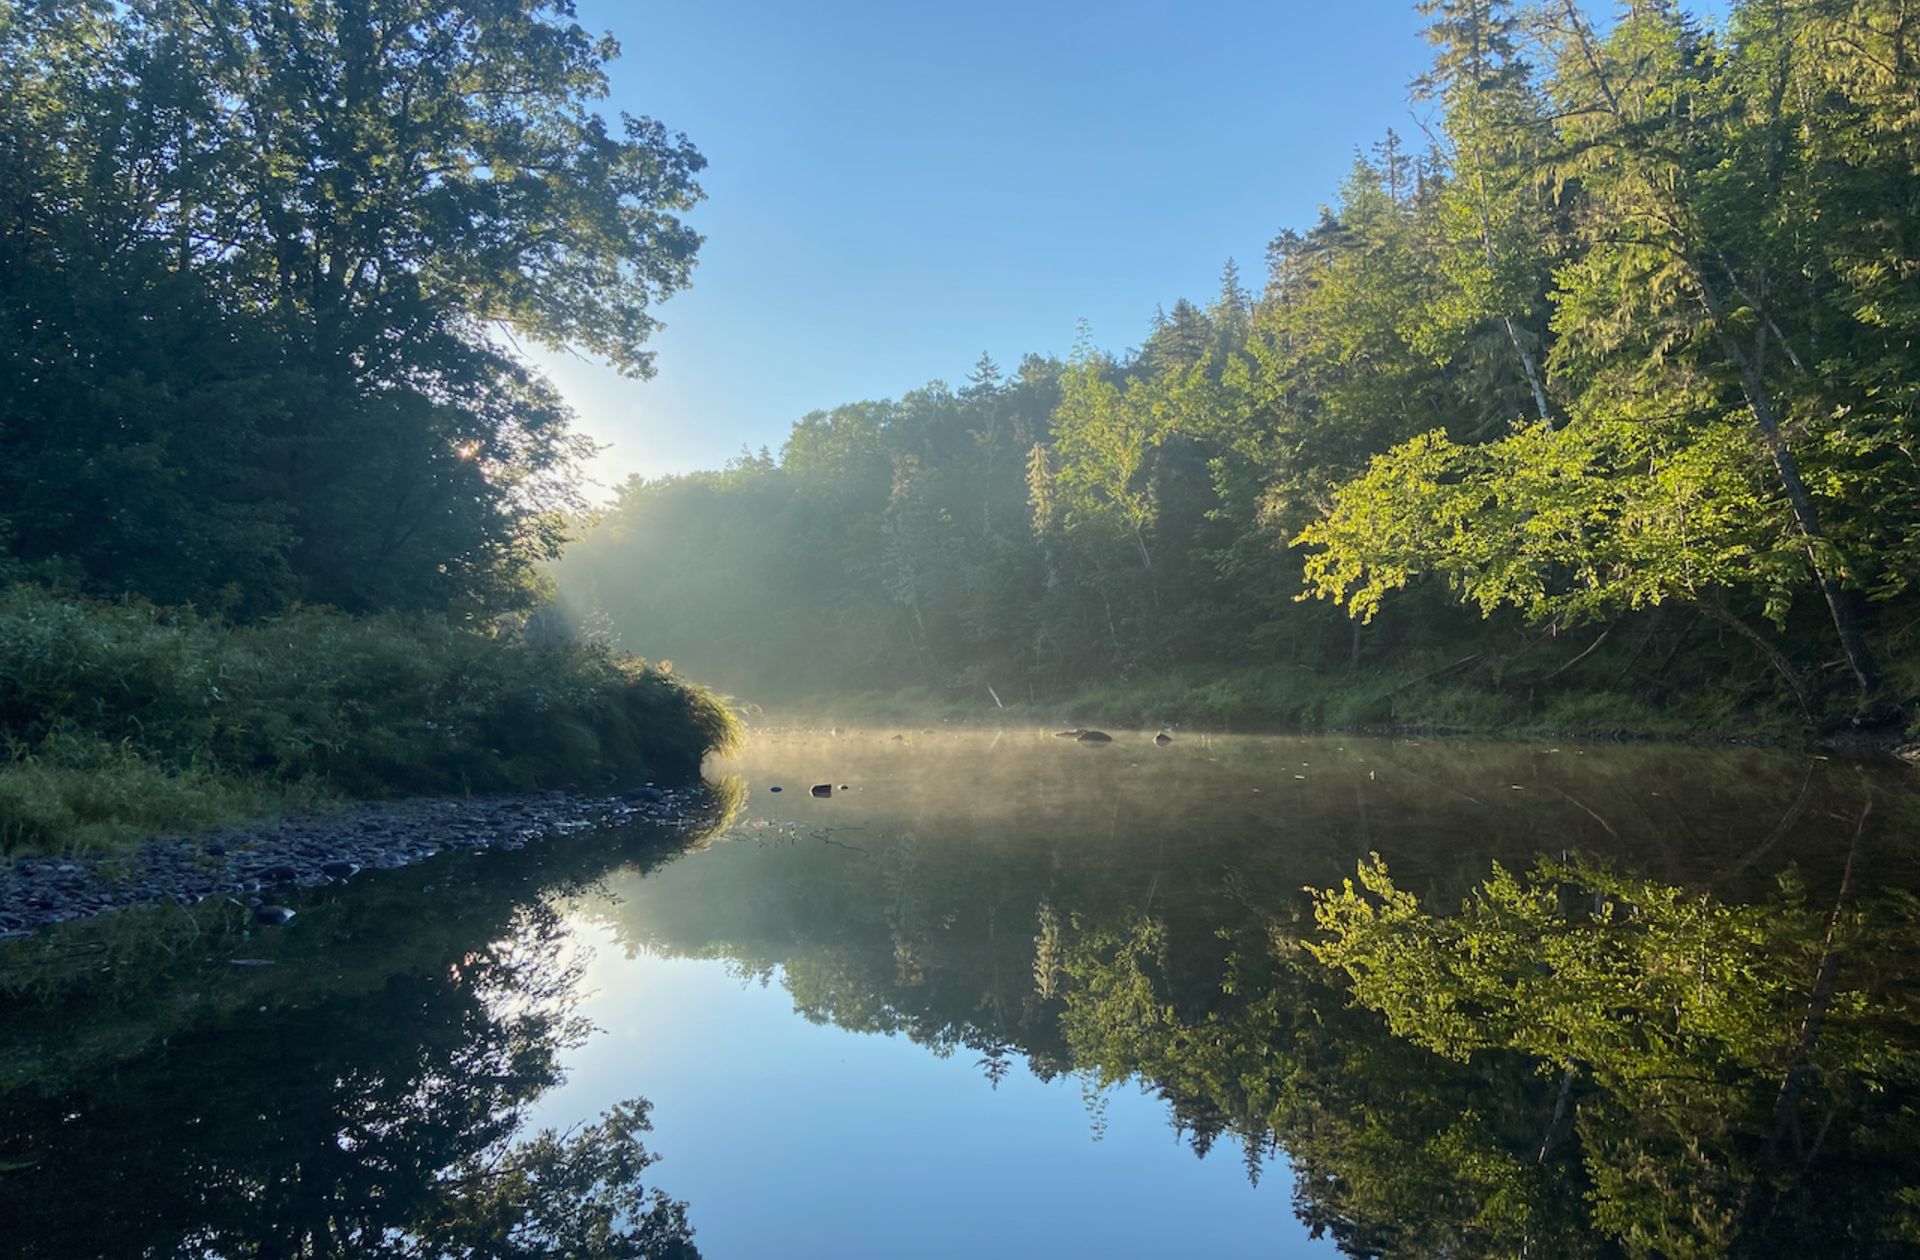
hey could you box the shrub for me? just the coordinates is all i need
[0,587,739,853]
[0,736,315,854]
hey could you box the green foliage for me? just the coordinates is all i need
[0,0,702,617]
[0,587,738,853]
[1298,419,1799,626]
[554,0,1920,731]
[0,736,317,856]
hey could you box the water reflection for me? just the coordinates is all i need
[0,801,739,1259]
[2,731,1917,1256]
[1300,827,1920,1256]
[592,731,1920,1256]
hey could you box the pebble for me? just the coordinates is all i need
[0,784,707,940]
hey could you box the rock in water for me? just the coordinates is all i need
[1077,730,1113,744]
[769,785,784,793]
[254,905,296,927]
[320,860,359,882]
[1154,732,1173,746]
[810,784,833,798]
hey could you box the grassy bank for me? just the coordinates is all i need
[0,587,739,855]
[759,657,1817,746]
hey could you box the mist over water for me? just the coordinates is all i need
[13,1,1920,1254]
[5,727,1917,1256]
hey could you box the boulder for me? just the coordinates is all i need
[1077,730,1114,744]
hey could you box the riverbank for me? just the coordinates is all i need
[0,783,714,940]
[0,588,739,856]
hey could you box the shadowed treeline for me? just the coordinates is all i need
[0,1,725,851]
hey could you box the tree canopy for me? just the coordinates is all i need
[560,0,1920,728]
[1,0,702,617]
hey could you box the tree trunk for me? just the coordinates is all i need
[1728,356,1877,700]
[1693,600,1812,718]
[1733,797,1869,1244]
[1501,313,1553,424]
[1694,270,1878,701]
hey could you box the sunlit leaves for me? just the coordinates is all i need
[1297,418,1799,627]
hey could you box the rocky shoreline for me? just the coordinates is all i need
[0,785,705,941]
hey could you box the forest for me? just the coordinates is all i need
[6,4,1920,1255]
[557,0,1920,740]
[0,0,733,851]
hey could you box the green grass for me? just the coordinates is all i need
[0,737,327,855]
[0,586,740,855]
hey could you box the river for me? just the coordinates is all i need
[3,727,1917,1257]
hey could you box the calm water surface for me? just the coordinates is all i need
[4,729,1919,1257]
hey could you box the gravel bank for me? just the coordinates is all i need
[0,785,704,940]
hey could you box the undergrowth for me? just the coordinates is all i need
[0,587,739,854]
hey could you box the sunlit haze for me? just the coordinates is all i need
[10,2,1910,1254]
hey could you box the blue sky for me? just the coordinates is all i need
[537,0,1714,491]
[536,0,1437,489]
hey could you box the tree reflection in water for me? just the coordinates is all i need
[588,741,1920,1258]
[1055,817,1920,1256]
[0,800,743,1259]
[6,746,1919,1257]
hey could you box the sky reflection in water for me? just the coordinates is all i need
[3,727,1916,1257]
